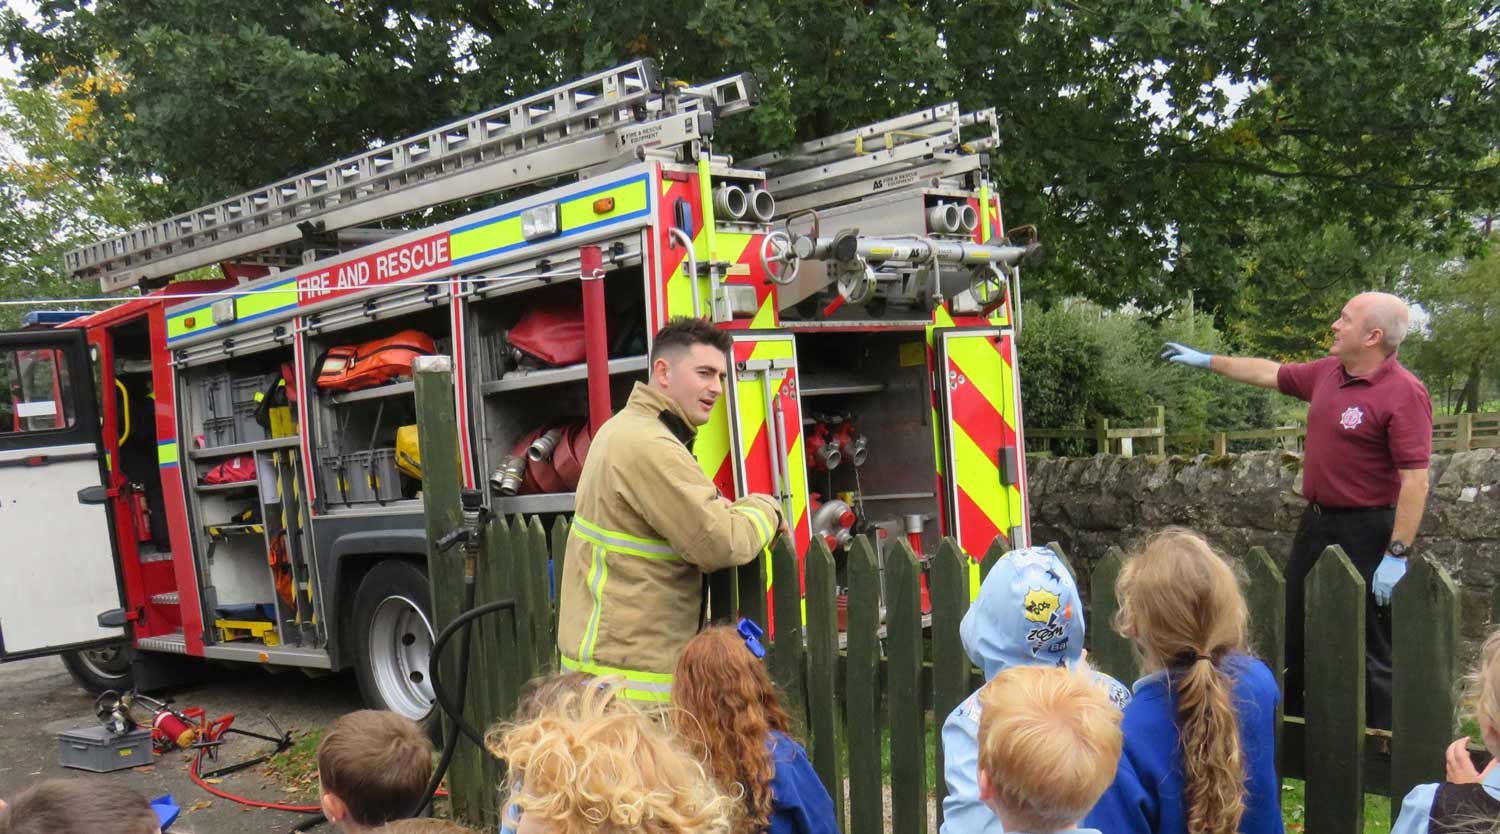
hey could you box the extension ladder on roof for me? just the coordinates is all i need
[743,103,999,217]
[68,60,759,292]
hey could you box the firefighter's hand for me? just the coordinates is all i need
[1160,342,1212,370]
[1373,554,1407,606]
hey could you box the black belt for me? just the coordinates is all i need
[1308,502,1395,516]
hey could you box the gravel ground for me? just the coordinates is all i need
[0,655,364,834]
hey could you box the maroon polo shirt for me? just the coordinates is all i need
[1277,354,1432,508]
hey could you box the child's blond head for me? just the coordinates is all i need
[977,665,1123,833]
[1468,627,1500,749]
[490,678,733,834]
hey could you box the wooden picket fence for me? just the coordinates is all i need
[414,363,1475,832]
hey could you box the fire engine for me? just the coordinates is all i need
[0,60,1038,725]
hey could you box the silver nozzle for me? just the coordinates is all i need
[927,203,960,234]
[526,428,564,462]
[489,456,527,496]
[713,184,748,220]
[816,441,842,471]
[749,188,776,223]
[847,434,869,467]
[958,204,980,234]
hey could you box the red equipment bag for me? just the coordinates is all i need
[506,292,586,367]
[316,330,437,392]
[201,455,256,485]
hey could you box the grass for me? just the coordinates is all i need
[1280,778,1392,833]
[258,727,324,801]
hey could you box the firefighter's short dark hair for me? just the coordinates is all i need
[0,779,157,834]
[318,709,434,827]
[650,317,732,365]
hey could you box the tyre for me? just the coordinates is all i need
[350,560,439,732]
[61,643,135,694]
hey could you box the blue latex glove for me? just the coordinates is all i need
[1373,554,1408,606]
[1160,341,1213,369]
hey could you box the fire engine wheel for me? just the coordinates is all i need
[351,560,438,729]
[61,644,135,694]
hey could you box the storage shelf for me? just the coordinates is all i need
[800,374,886,397]
[188,436,301,460]
[325,380,415,405]
[196,481,257,493]
[480,355,648,395]
[492,492,576,515]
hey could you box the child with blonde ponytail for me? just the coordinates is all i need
[1084,528,1283,834]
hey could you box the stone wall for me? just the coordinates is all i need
[1026,449,1500,639]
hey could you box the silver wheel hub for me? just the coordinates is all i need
[367,595,436,721]
[77,645,130,678]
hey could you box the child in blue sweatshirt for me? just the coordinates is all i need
[1083,528,1282,834]
[672,626,839,834]
[976,664,1124,834]
[1391,627,1500,834]
[941,545,1132,834]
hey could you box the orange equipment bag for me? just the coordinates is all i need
[316,330,436,392]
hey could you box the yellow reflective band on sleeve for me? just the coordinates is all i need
[572,516,680,560]
[732,504,774,548]
[560,654,673,703]
[578,545,608,662]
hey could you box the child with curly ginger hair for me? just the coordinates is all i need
[489,677,734,834]
[672,626,838,834]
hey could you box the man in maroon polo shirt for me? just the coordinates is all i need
[1162,291,1432,729]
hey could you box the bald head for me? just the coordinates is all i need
[1351,292,1410,354]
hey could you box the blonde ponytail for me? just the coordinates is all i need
[1115,528,1251,834]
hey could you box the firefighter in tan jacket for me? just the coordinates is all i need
[557,317,784,702]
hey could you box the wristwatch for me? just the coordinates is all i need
[1387,541,1411,558]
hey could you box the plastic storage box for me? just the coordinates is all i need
[342,449,403,504]
[57,725,153,772]
[202,416,238,448]
[198,372,233,421]
[231,373,275,408]
[233,400,266,443]
[318,451,349,504]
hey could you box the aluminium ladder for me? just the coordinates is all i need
[743,103,999,217]
[69,60,759,292]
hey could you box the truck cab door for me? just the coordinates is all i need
[932,326,1029,559]
[0,327,127,660]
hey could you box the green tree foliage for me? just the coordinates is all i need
[4,0,1494,320]
[1403,248,1500,412]
[0,75,144,328]
[1019,301,1282,453]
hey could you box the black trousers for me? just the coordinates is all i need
[1283,503,1396,730]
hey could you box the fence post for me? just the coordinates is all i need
[803,538,845,834]
[886,539,927,834]
[1304,546,1366,834]
[737,544,769,630]
[548,516,569,657]
[1093,416,1110,455]
[1457,411,1475,452]
[1152,405,1166,456]
[846,536,884,834]
[980,536,1008,583]
[413,356,490,824]
[508,516,539,686]
[1214,431,1228,457]
[525,517,554,675]
[1243,547,1285,776]
[473,512,510,807]
[769,534,805,721]
[931,538,972,826]
[1391,555,1462,818]
[1089,547,1137,685]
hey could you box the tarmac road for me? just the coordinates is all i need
[0,655,364,834]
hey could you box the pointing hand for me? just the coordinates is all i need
[1160,342,1213,370]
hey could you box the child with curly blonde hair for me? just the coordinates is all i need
[1392,626,1500,834]
[489,677,734,834]
[671,625,837,834]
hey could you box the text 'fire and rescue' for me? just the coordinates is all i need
[297,235,451,302]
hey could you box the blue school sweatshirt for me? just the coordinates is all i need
[1083,654,1283,834]
[768,730,840,834]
